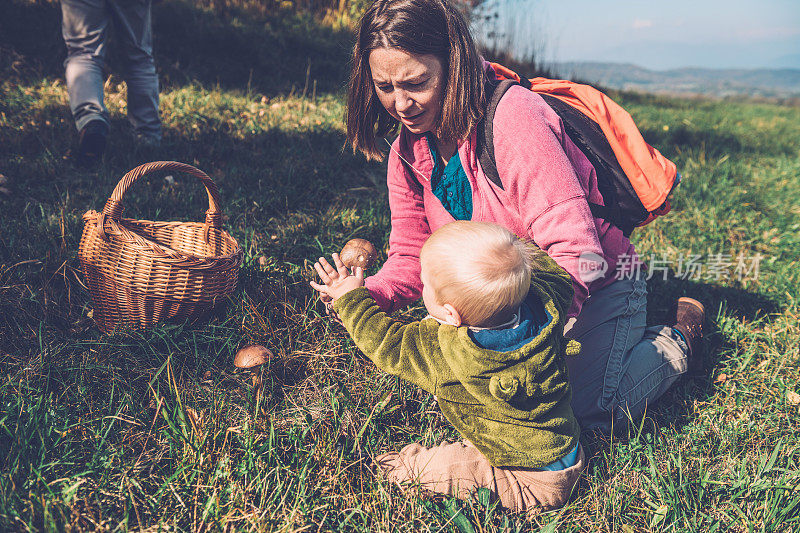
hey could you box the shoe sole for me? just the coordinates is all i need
[677,297,705,315]
[79,133,106,160]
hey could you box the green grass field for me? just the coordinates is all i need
[2,1,799,531]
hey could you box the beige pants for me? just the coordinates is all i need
[375,440,585,513]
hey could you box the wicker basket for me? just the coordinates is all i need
[78,161,243,333]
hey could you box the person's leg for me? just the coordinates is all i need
[108,0,161,142]
[376,440,494,502]
[564,278,689,432]
[615,324,689,422]
[61,0,111,132]
[499,445,585,513]
[376,440,585,512]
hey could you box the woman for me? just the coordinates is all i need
[334,0,704,433]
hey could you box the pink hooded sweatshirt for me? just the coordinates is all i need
[364,83,640,318]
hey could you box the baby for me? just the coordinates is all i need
[311,221,585,513]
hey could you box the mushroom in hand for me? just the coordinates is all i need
[339,238,377,271]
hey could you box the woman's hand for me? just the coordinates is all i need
[310,253,365,304]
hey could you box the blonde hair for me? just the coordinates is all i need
[420,221,535,327]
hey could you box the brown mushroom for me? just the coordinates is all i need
[339,238,377,271]
[234,345,272,388]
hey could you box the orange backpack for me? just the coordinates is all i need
[478,62,679,237]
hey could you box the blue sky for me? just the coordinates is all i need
[477,0,800,70]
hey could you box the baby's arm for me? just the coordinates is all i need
[332,288,441,395]
[310,253,441,393]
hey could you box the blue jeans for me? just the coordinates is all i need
[564,278,689,432]
[61,0,161,141]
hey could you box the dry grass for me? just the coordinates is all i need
[2,0,800,530]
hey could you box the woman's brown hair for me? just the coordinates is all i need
[346,0,486,160]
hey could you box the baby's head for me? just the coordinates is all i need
[420,221,534,327]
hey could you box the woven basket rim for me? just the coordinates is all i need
[83,210,243,266]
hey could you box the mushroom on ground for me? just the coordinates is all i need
[234,344,271,368]
[339,238,377,271]
[234,345,272,387]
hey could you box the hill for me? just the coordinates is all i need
[554,61,800,99]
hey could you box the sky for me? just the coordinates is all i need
[476,0,800,71]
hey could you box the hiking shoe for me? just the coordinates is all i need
[74,120,108,167]
[672,297,705,370]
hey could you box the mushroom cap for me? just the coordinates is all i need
[340,238,378,270]
[234,345,272,369]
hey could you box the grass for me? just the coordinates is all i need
[1,0,800,530]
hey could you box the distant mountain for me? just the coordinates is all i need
[774,54,800,70]
[553,62,800,99]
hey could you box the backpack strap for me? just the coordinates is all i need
[475,74,639,237]
[476,78,517,191]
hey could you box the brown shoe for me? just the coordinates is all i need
[672,297,705,364]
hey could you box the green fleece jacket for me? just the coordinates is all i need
[333,250,582,468]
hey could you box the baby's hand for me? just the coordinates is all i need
[309,253,365,303]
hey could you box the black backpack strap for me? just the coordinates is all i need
[588,202,614,222]
[476,73,643,237]
[476,79,518,190]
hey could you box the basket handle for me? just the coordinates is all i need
[99,161,223,243]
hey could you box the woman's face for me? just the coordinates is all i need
[368,47,446,136]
